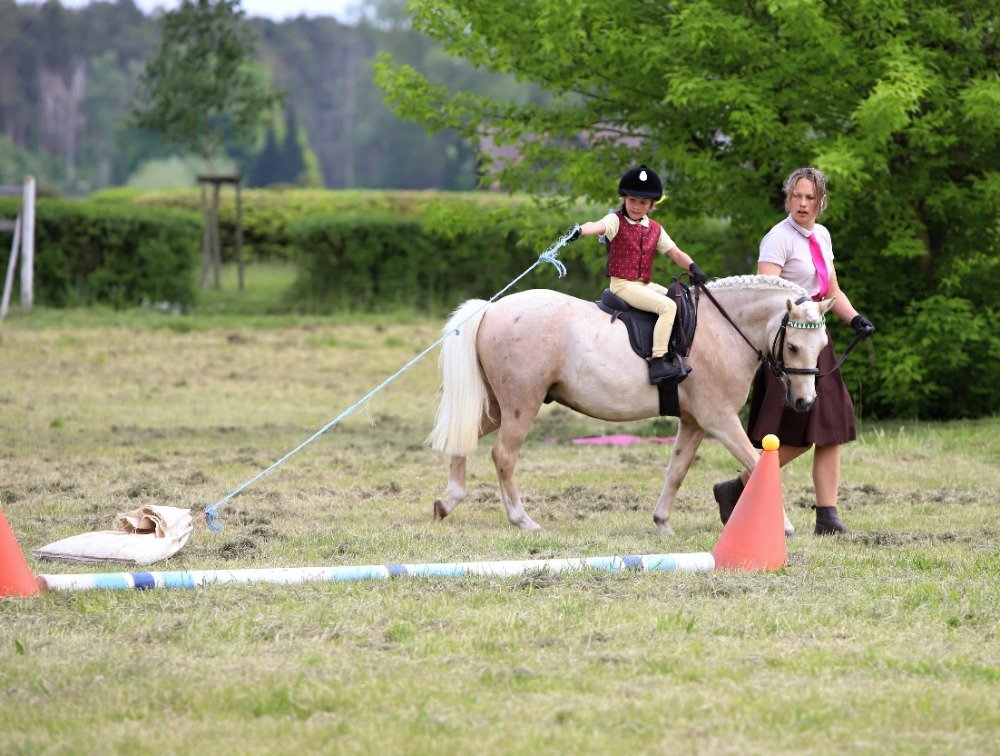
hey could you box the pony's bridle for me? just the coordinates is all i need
[695,285,864,380]
[769,304,824,378]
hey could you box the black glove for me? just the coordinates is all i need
[688,263,708,285]
[566,224,582,242]
[851,314,876,339]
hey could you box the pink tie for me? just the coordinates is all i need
[808,232,829,301]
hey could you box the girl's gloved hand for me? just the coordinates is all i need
[688,263,708,285]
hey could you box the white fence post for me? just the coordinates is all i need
[20,176,35,312]
[1,213,20,319]
[0,176,35,319]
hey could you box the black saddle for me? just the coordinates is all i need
[596,280,698,362]
[595,279,699,417]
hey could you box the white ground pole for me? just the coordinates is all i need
[37,553,716,591]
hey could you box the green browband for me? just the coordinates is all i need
[787,318,826,329]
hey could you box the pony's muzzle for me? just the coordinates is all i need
[790,395,815,413]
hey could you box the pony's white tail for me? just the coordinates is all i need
[427,299,492,456]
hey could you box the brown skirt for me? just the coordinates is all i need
[747,340,856,448]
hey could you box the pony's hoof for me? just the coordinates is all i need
[516,517,541,531]
[653,516,675,536]
[433,500,448,521]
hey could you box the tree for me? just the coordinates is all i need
[248,124,282,187]
[279,106,306,185]
[131,0,281,288]
[376,0,1000,419]
[131,0,279,166]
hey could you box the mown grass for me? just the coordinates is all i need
[1,265,997,753]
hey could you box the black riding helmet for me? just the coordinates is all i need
[618,164,663,200]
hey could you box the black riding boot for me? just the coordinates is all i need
[648,356,691,386]
[713,476,745,524]
[814,505,848,535]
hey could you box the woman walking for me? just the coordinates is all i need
[713,167,875,534]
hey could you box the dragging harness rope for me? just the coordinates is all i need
[202,230,572,530]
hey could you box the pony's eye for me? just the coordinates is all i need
[787,344,799,354]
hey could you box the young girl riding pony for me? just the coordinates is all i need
[570,164,708,385]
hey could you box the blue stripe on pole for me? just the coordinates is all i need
[386,564,409,577]
[160,572,196,589]
[622,555,643,571]
[93,573,131,590]
[132,572,156,590]
[327,566,389,581]
[644,555,679,571]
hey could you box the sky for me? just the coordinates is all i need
[17,0,363,23]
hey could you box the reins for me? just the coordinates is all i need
[693,281,862,379]
[818,329,867,376]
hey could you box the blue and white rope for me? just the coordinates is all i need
[203,229,574,530]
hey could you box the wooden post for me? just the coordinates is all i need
[210,180,222,289]
[235,179,245,292]
[199,182,211,288]
[196,173,244,291]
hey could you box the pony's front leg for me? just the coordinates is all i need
[434,455,467,521]
[652,418,706,535]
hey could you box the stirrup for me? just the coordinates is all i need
[648,355,691,386]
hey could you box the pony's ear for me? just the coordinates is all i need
[785,298,806,317]
[787,297,835,320]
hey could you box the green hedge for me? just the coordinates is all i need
[0,198,200,308]
[89,187,537,262]
[287,212,608,311]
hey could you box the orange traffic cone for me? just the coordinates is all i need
[0,506,39,597]
[712,434,787,571]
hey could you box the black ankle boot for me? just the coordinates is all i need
[814,505,848,535]
[713,476,745,524]
[648,356,691,386]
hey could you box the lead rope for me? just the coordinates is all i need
[202,230,573,531]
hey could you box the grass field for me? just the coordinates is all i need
[1,266,998,753]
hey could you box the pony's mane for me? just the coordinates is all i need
[707,274,807,298]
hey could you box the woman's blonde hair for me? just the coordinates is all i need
[783,167,828,214]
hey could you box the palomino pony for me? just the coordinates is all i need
[428,275,834,536]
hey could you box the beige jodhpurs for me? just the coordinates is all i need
[609,276,677,358]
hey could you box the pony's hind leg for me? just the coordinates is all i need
[433,455,468,521]
[492,403,544,531]
[433,404,500,521]
[652,417,706,536]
